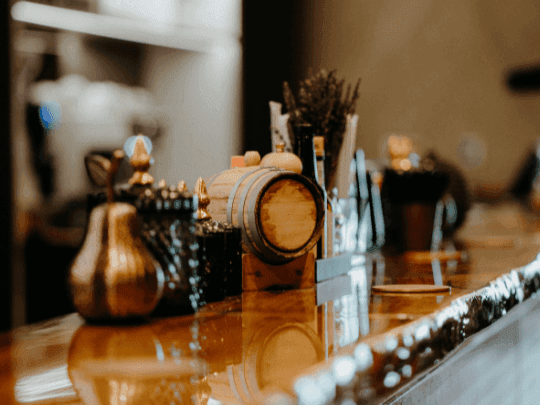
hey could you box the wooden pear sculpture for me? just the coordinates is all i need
[70,150,164,321]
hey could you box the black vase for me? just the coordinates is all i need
[293,124,318,183]
[381,168,449,252]
[135,188,200,316]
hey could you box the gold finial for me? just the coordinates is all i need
[128,136,154,186]
[177,180,187,193]
[194,177,211,220]
[158,179,167,189]
[388,135,413,171]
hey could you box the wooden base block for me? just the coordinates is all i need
[242,289,316,321]
[242,253,315,291]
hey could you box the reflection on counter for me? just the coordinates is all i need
[10,261,370,405]
[11,314,83,404]
[10,204,540,405]
[10,248,473,404]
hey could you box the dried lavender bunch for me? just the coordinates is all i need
[283,69,360,190]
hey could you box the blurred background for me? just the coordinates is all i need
[2,0,540,331]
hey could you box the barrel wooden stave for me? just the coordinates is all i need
[206,167,252,223]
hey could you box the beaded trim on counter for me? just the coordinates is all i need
[289,254,540,405]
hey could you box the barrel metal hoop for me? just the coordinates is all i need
[237,168,283,260]
[226,167,268,224]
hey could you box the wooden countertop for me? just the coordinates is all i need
[2,202,540,404]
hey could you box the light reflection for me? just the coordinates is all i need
[16,285,373,405]
[350,258,370,337]
[14,365,77,404]
[396,347,410,360]
[431,258,444,303]
[124,135,153,157]
[415,323,430,341]
[353,344,373,371]
[154,339,165,361]
[402,365,412,378]
[402,334,414,348]
[332,357,356,386]
[431,259,443,286]
[383,371,400,388]
[333,296,360,348]
[39,100,62,130]
[330,254,371,350]
[446,241,459,271]
[11,1,214,51]
[316,372,336,401]
[264,391,294,405]
[384,336,398,352]
[294,377,325,405]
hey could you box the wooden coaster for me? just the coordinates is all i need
[461,236,515,249]
[372,284,451,294]
[403,250,462,264]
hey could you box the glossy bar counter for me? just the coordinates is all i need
[3,202,540,405]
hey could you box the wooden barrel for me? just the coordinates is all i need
[238,322,324,402]
[206,166,324,263]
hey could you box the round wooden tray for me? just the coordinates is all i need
[372,284,451,294]
[402,250,463,264]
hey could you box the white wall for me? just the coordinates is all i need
[140,41,243,190]
[302,0,540,192]
[17,0,243,204]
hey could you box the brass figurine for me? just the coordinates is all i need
[313,136,325,158]
[70,150,164,321]
[177,180,188,193]
[128,136,154,186]
[388,134,413,171]
[194,177,212,220]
